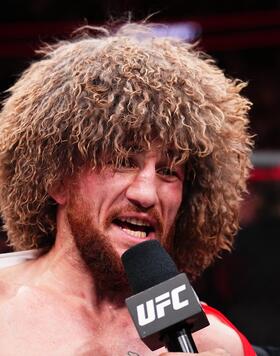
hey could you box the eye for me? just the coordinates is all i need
[157,167,178,177]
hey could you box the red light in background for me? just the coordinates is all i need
[250,167,280,181]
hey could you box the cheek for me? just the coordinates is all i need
[162,183,183,217]
[80,172,131,210]
[79,171,113,198]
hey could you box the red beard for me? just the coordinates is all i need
[66,194,175,299]
[67,196,129,298]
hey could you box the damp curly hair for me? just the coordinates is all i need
[0,22,252,280]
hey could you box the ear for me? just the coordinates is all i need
[48,180,68,205]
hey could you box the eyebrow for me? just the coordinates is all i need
[156,156,185,170]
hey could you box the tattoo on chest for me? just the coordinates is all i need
[127,352,140,356]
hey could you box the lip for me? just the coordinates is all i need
[113,213,158,230]
[109,222,157,251]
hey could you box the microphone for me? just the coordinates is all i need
[121,240,209,352]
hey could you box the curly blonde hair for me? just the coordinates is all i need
[0,23,252,280]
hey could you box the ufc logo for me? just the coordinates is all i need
[136,284,189,326]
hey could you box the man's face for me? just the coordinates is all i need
[66,148,185,291]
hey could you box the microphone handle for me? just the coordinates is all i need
[162,323,198,353]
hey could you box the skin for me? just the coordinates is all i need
[69,149,185,258]
[0,149,244,355]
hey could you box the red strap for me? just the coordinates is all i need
[202,304,256,356]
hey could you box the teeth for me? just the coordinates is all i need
[122,228,147,238]
[119,218,150,227]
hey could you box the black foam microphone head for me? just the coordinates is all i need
[121,240,179,294]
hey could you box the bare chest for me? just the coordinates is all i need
[0,287,166,356]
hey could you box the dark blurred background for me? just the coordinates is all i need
[0,0,279,348]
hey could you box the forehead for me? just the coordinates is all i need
[75,146,187,185]
[129,146,181,161]
[111,141,186,163]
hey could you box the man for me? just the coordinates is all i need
[0,22,254,355]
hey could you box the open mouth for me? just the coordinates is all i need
[113,217,155,239]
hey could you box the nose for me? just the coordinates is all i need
[126,169,158,209]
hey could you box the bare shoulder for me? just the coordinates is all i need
[0,262,33,304]
[0,267,21,304]
[0,278,10,301]
[193,313,244,356]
